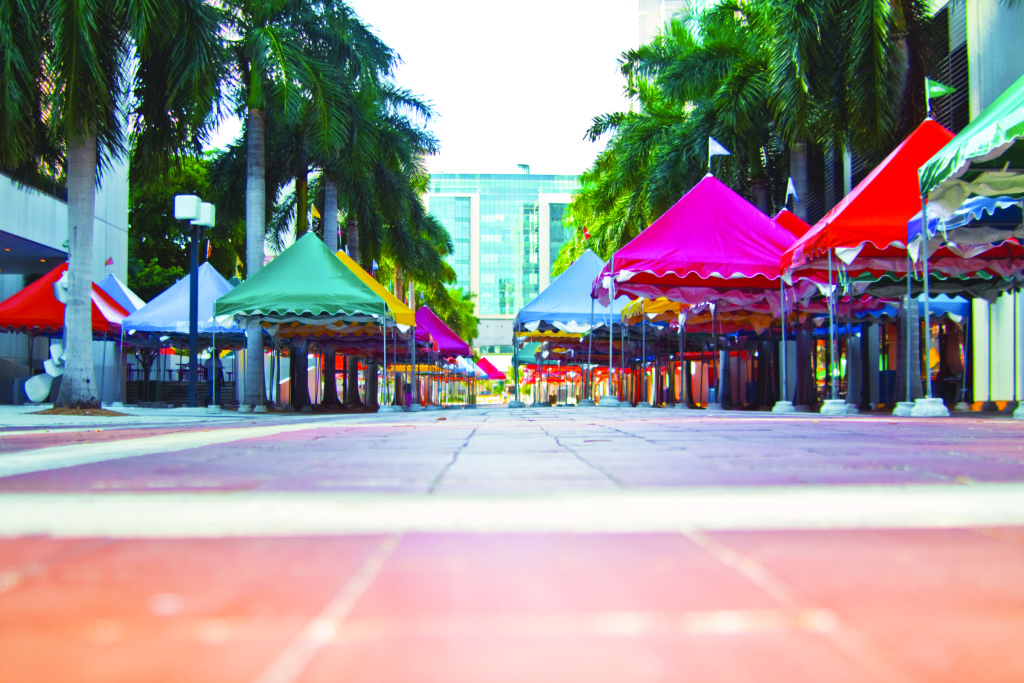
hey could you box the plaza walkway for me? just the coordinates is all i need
[1,406,1023,682]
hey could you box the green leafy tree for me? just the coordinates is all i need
[128,156,245,301]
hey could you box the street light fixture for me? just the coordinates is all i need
[174,194,216,407]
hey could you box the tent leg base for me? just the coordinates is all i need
[771,401,795,414]
[238,404,253,413]
[508,400,526,409]
[378,405,403,413]
[892,401,915,417]
[576,399,596,407]
[820,399,848,416]
[911,397,950,417]
[598,395,623,407]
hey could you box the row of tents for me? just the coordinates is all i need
[0,233,505,410]
[507,72,1024,417]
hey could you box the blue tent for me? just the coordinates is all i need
[514,250,629,332]
[123,262,243,342]
[907,195,1023,247]
[97,273,146,313]
[855,294,971,322]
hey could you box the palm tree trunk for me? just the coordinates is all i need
[291,338,308,409]
[345,356,362,405]
[790,142,809,222]
[346,215,359,264]
[244,108,266,407]
[324,180,338,252]
[321,342,340,406]
[343,214,365,404]
[751,177,769,214]
[56,134,100,408]
[295,167,308,236]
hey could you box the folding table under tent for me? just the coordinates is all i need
[215,233,392,411]
[0,262,128,403]
[593,174,810,411]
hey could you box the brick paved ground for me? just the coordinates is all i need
[1,406,1023,682]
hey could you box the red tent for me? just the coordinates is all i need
[476,357,507,380]
[593,174,808,311]
[0,263,128,336]
[415,307,471,356]
[782,119,955,273]
[773,209,813,238]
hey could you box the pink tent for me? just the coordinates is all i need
[476,357,507,380]
[415,307,471,356]
[593,175,811,314]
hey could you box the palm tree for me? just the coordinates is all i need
[1,0,223,408]
[220,0,353,408]
[768,0,933,211]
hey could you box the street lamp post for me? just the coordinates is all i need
[174,195,216,408]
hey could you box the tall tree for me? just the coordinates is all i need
[0,0,223,408]
[220,0,351,408]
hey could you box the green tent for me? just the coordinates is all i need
[919,73,1024,214]
[215,233,386,323]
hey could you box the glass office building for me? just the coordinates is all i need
[426,172,579,349]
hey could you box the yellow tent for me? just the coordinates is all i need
[621,298,691,325]
[335,250,416,326]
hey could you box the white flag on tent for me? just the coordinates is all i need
[786,177,799,204]
[708,137,731,158]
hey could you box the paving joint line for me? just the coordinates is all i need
[252,534,401,683]
[539,424,625,489]
[682,529,916,683]
[427,422,478,494]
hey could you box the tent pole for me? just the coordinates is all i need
[211,325,216,408]
[100,332,108,405]
[906,253,913,404]
[641,300,646,404]
[587,297,594,399]
[829,250,837,400]
[608,256,615,400]
[117,328,124,405]
[920,195,933,400]
[781,278,787,402]
[382,302,387,406]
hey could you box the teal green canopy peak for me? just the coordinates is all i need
[214,233,386,321]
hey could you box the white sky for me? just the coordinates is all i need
[208,0,639,176]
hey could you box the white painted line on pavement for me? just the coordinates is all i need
[0,419,374,479]
[1,484,1023,536]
